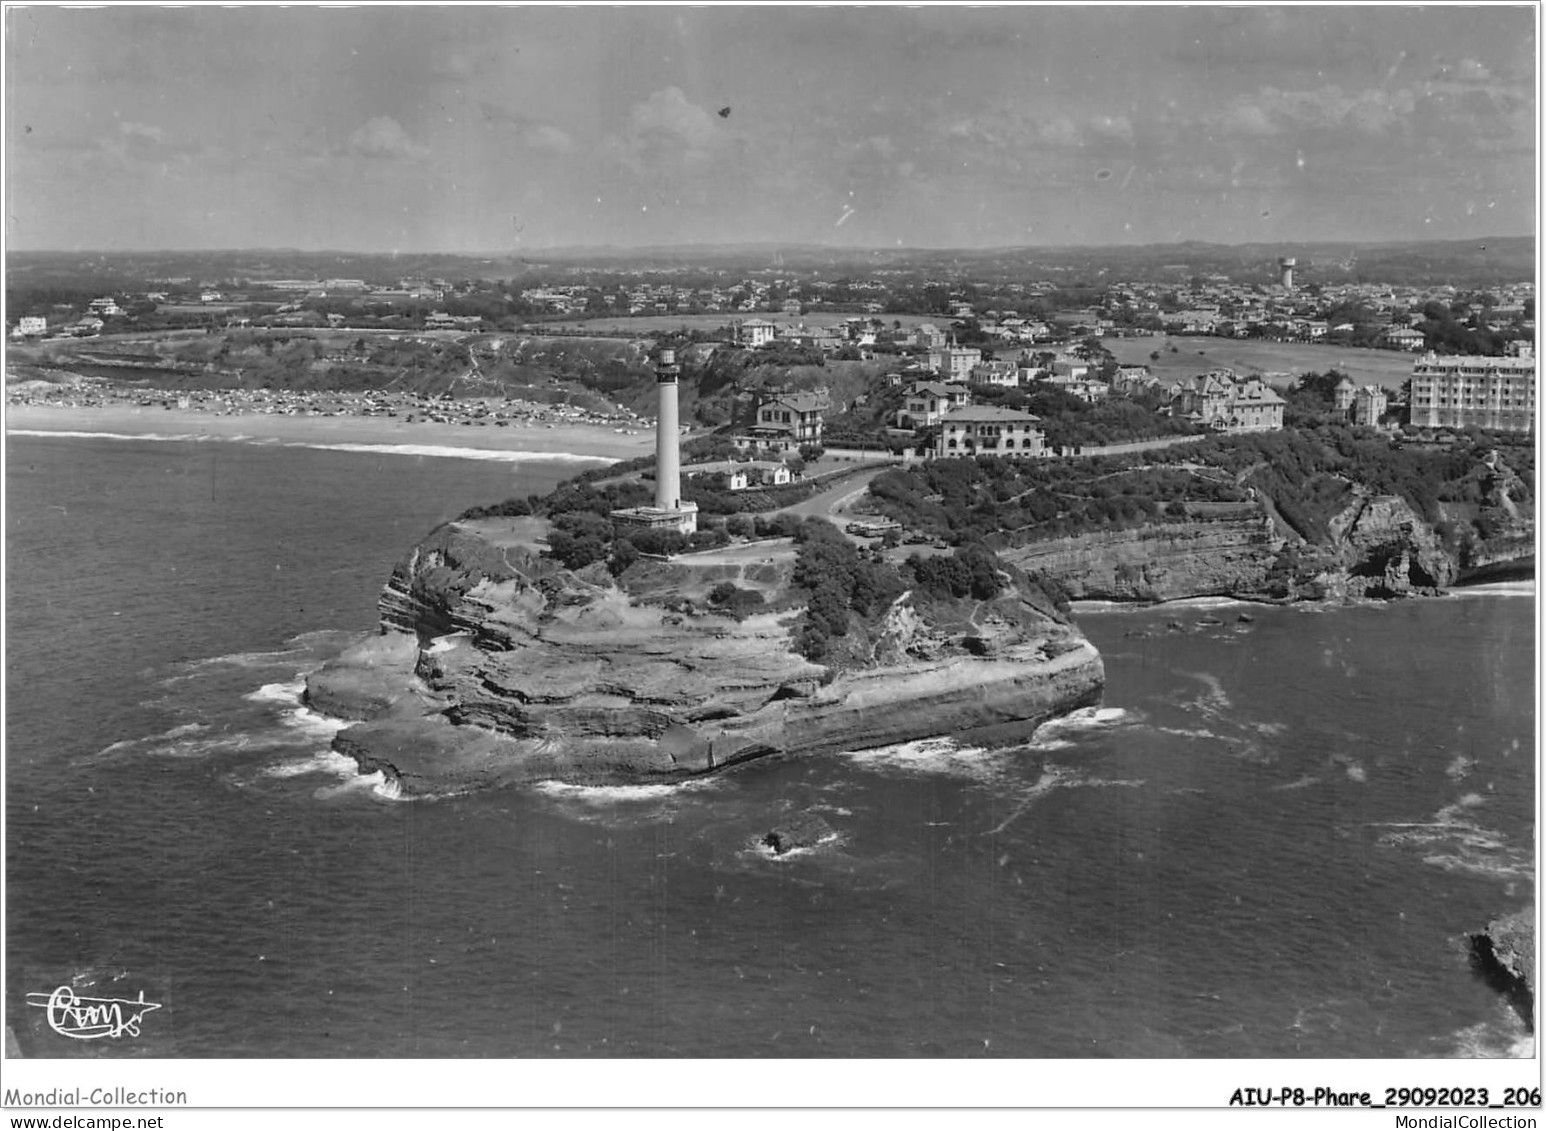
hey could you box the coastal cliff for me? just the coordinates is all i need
[997,506,1282,602]
[997,493,1531,604]
[310,518,1104,796]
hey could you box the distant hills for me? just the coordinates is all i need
[5,236,1534,288]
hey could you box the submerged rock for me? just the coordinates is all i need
[763,813,836,855]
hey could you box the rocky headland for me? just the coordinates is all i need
[1471,908,1536,1031]
[308,517,1104,797]
[1000,488,1532,604]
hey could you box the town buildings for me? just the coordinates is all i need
[1171,370,1286,432]
[927,340,982,380]
[751,390,828,447]
[735,318,777,348]
[1408,349,1535,433]
[896,381,971,428]
[1351,385,1388,427]
[936,405,1046,458]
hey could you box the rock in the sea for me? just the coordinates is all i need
[1470,907,1535,1031]
[763,813,836,855]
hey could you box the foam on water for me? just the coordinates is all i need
[1438,1011,1536,1058]
[8,429,212,443]
[1374,795,1533,880]
[1031,706,1132,741]
[280,441,615,464]
[245,678,307,705]
[280,704,350,741]
[1447,581,1536,599]
[9,428,617,465]
[1272,775,1321,791]
[261,750,361,779]
[311,768,405,801]
[843,736,1000,781]
[534,779,713,805]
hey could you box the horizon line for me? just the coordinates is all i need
[6,234,1536,259]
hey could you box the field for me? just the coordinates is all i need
[535,312,948,335]
[1106,336,1418,390]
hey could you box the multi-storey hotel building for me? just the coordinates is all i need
[1408,349,1535,433]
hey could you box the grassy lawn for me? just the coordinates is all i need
[534,312,949,335]
[1106,336,1418,390]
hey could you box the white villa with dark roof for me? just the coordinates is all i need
[935,405,1046,458]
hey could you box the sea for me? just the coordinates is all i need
[3,432,1536,1065]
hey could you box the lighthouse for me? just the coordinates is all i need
[609,343,698,538]
[654,347,683,511]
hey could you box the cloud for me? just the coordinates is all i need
[605,86,728,178]
[348,116,429,160]
[1212,84,1417,137]
[526,124,576,154]
[626,86,720,153]
[115,120,203,161]
[477,102,575,154]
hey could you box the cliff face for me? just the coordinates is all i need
[310,520,1105,796]
[997,492,1532,604]
[1314,492,1458,598]
[996,508,1283,602]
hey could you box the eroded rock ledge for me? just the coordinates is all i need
[308,518,1104,796]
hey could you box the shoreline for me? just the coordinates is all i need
[1069,579,1535,616]
[3,403,653,463]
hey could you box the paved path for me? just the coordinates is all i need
[778,466,888,522]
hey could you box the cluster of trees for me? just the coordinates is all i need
[971,383,1197,449]
[868,455,1249,545]
[791,518,909,660]
[1140,421,1532,545]
[906,544,1003,601]
[1414,300,1520,356]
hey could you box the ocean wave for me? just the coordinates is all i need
[533,778,718,807]
[279,441,615,464]
[8,428,618,465]
[87,726,292,763]
[1271,775,1321,791]
[7,429,214,443]
[1440,1017,1535,1059]
[984,765,1077,835]
[1446,582,1535,599]
[244,679,307,705]
[1031,706,1134,741]
[1178,670,1232,715]
[174,631,357,672]
[843,736,999,781]
[1374,796,1533,880]
[260,750,361,779]
[311,768,406,801]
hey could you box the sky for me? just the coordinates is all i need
[3,4,1537,252]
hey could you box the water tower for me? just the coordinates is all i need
[1278,257,1297,290]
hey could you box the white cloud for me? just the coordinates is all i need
[348,116,430,160]
[605,86,729,178]
[628,86,720,152]
[527,123,576,155]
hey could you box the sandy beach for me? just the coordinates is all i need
[4,402,656,464]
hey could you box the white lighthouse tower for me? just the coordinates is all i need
[610,344,698,537]
[654,347,684,512]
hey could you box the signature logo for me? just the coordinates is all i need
[26,985,162,1040]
